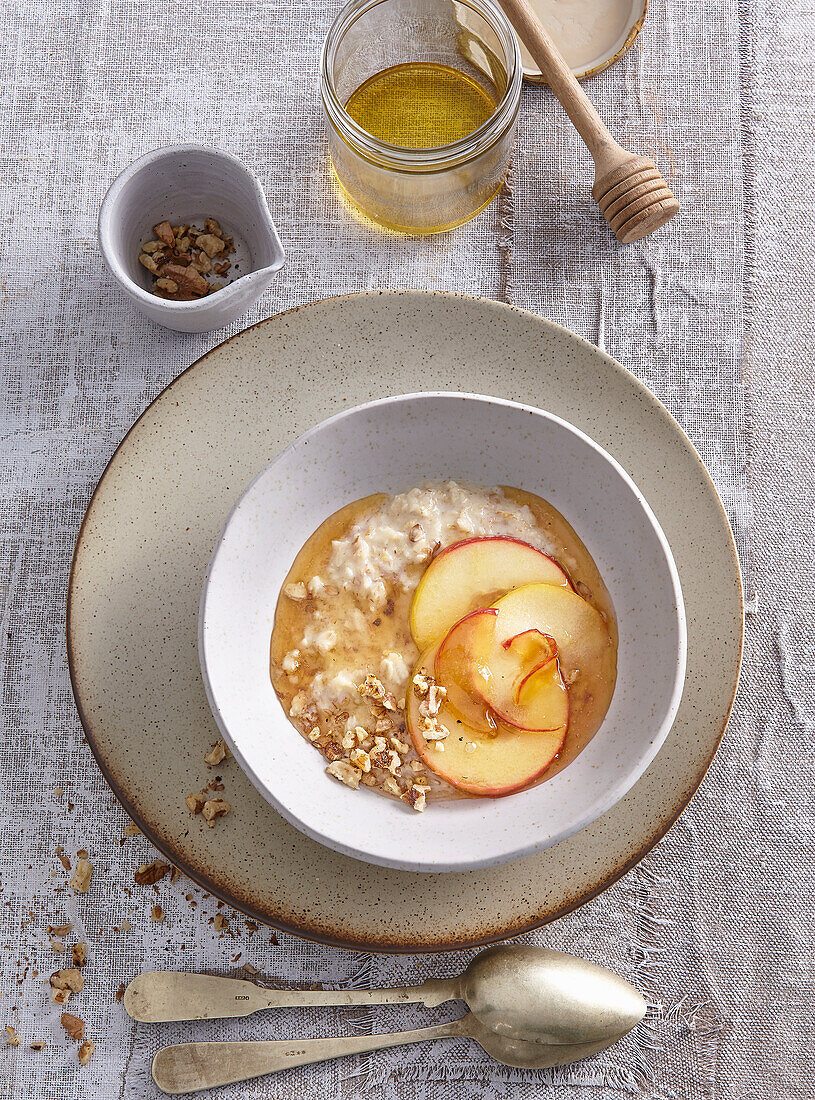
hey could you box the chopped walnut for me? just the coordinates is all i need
[158,262,209,296]
[48,922,72,936]
[153,220,175,247]
[326,760,361,789]
[412,672,430,697]
[204,739,231,767]
[197,233,226,257]
[60,1013,85,1040]
[134,860,170,886]
[358,674,387,702]
[186,793,205,814]
[78,1040,95,1066]
[402,785,427,812]
[375,716,393,733]
[382,775,401,797]
[213,913,228,931]
[323,740,344,762]
[50,969,84,1003]
[70,858,92,893]
[421,716,449,740]
[191,249,212,273]
[202,799,231,826]
[349,747,371,773]
[139,218,235,298]
[390,736,410,755]
[204,217,223,237]
[139,252,159,274]
[50,941,66,953]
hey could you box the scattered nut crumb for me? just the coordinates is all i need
[134,860,170,886]
[115,983,126,1003]
[50,940,66,953]
[78,1040,95,1066]
[119,920,131,933]
[70,858,92,893]
[185,793,206,814]
[123,823,142,837]
[30,1041,45,1051]
[213,913,228,931]
[5,1026,20,1047]
[409,523,424,542]
[204,739,231,767]
[50,968,84,1004]
[60,1013,85,1040]
[202,799,230,826]
[151,905,164,922]
[55,845,71,872]
[47,923,72,936]
[72,943,87,967]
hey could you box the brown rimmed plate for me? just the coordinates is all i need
[67,291,742,952]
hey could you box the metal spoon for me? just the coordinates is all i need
[152,1011,627,1094]
[127,944,645,1047]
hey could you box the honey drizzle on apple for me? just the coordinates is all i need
[271,486,617,799]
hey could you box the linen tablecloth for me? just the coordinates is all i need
[1,0,812,1096]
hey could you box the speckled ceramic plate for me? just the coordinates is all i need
[67,291,743,952]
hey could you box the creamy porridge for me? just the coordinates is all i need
[271,481,617,811]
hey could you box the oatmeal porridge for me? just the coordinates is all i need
[271,481,617,812]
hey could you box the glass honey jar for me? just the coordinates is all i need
[320,0,522,233]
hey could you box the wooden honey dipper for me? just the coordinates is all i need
[497,0,678,243]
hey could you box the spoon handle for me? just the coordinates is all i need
[125,970,457,1023]
[152,1018,467,1094]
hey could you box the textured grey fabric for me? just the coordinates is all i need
[1,0,812,1096]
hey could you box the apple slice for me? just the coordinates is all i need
[407,646,567,797]
[410,536,570,650]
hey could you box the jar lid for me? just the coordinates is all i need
[518,0,649,82]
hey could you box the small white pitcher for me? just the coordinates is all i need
[99,145,285,333]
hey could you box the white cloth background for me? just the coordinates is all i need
[1,0,813,1097]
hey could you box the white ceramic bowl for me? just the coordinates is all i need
[98,145,285,333]
[200,392,686,872]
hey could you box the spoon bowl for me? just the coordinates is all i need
[464,1012,623,1068]
[458,944,647,1045]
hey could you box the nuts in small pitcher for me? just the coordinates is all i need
[138,218,235,300]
